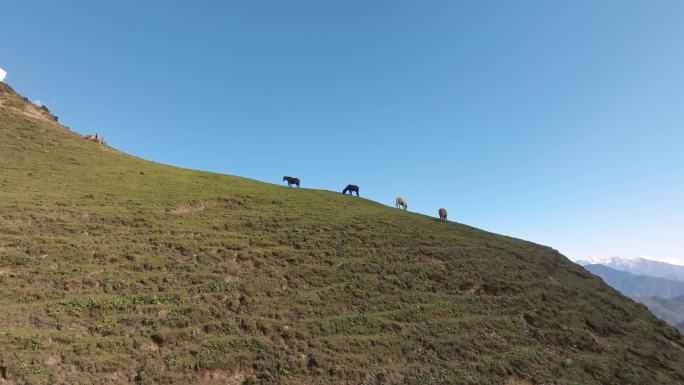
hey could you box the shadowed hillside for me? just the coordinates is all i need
[0,82,683,385]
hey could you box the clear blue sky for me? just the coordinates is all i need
[2,0,683,264]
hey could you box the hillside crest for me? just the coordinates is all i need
[0,82,59,123]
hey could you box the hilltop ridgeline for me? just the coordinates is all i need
[0,82,683,385]
[0,82,58,123]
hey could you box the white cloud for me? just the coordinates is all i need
[0,68,6,82]
[32,100,44,107]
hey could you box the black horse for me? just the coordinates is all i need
[342,184,360,196]
[283,176,300,188]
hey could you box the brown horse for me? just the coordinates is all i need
[282,176,300,188]
[439,208,448,221]
[342,184,360,196]
[395,197,408,210]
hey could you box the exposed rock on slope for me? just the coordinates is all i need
[84,133,107,145]
[0,82,58,122]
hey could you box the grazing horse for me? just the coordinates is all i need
[439,208,448,222]
[282,176,300,188]
[342,184,360,196]
[395,197,408,210]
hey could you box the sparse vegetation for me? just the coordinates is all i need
[0,82,683,384]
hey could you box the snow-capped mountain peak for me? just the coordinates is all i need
[576,257,684,282]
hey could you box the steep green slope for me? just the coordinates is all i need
[0,82,683,385]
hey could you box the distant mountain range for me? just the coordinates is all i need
[636,295,684,332]
[582,264,684,298]
[578,258,684,332]
[577,257,684,282]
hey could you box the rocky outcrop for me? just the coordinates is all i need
[0,82,58,122]
[84,133,107,145]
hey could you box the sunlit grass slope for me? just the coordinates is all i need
[0,82,683,385]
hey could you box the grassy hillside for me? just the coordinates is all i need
[0,82,683,385]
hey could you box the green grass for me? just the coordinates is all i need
[0,82,683,384]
